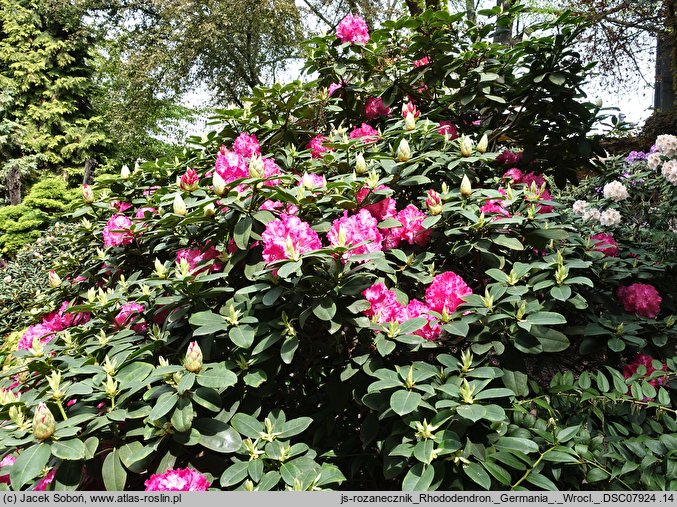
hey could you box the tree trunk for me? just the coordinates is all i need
[466,0,476,24]
[6,165,21,205]
[83,157,97,185]
[654,0,677,112]
[494,0,513,45]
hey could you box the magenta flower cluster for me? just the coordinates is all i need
[103,214,134,248]
[144,468,211,491]
[336,14,370,44]
[616,283,662,319]
[362,271,472,341]
[18,301,90,350]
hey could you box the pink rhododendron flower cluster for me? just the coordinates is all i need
[328,82,343,96]
[336,13,370,44]
[623,354,667,392]
[33,469,56,491]
[144,468,210,491]
[110,200,132,213]
[0,455,15,485]
[425,271,473,315]
[616,283,662,319]
[176,246,223,274]
[362,271,471,340]
[356,185,396,221]
[103,214,134,248]
[349,123,379,143]
[262,158,282,186]
[259,200,299,215]
[299,172,327,190]
[328,209,383,260]
[480,190,511,219]
[496,150,522,166]
[113,302,147,333]
[307,134,333,158]
[262,214,322,264]
[590,232,619,257]
[18,301,90,350]
[413,56,430,67]
[232,132,261,159]
[384,204,430,248]
[437,121,458,139]
[214,145,248,185]
[365,97,391,120]
[134,207,157,220]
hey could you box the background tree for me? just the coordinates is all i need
[0,0,108,202]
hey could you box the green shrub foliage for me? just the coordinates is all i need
[0,6,675,491]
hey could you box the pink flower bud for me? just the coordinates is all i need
[179,168,199,191]
[185,341,203,373]
[32,403,56,441]
[48,270,61,288]
[82,184,94,203]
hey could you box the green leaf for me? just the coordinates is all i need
[413,440,435,464]
[221,461,249,487]
[502,369,529,397]
[192,387,222,412]
[243,369,267,387]
[526,312,567,325]
[586,468,609,482]
[231,413,264,439]
[229,325,255,348]
[148,392,178,421]
[531,326,570,352]
[548,73,566,86]
[464,462,491,490]
[197,367,237,389]
[102,449,127,491]
[526,471,558,490]
[493,235,524,250]
[279,417,313,438]
[170,396,194,433]
[390,390,422,416]
[10,443,51,490]
[482,461,511,486]
[402,463,434,491]
[51,439,87,461]
[189,311,226,335]
[550,285,571,301]
[234,216,253,250]
[456,404,486,422]
[313,297,337,321]
[556,425,580,443]
[280,336,299,364]
[495,437,540,454]
[596,371,610,392]
[194,419,242,454]
[542,451,580,464]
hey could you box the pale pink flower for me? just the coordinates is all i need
[233,132,261,159]
[590,232,619,257]
[262,158,282,186]
[144,468,210,491]
[176,246,223,274]
[616,284,662,319]
[134,207,157,219]
[401,101,420,119]
[336,13,370,44]
[328,82,343,96]
[365,97,390,120]
[262,214,322,263]
[437,121,458,139]
[259,200,299,215]
[307,134,334,158]
[425,271,472,315]
[479,202,511,219]
[349,123,379,143]
[114,303,147,333]
[362,283,406,323]
[328,209,383,260]
[103,214,134,248]
[356,185,397,221]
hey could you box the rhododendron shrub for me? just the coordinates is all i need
[0,5,675,494]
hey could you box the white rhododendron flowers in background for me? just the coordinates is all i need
[572,199,588,215]
[662,159,677,186]
[603,181,629,202]
[655,134,677,158]
[600,208,622,227]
